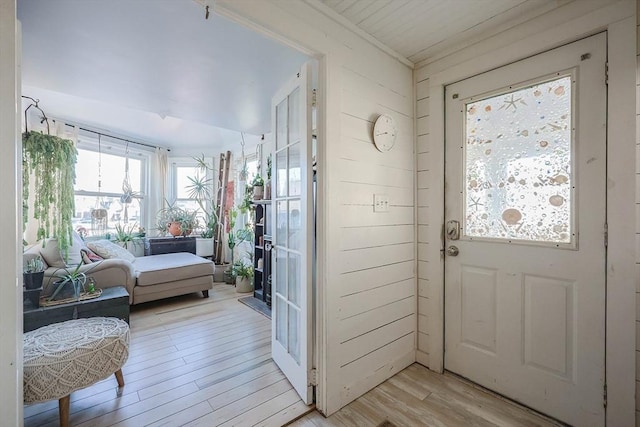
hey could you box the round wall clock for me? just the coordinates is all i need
[373,114,397,152]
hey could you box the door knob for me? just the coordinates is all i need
[446,245,459,256]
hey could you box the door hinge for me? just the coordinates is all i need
[605,62,609,85]
[309,368,317,386]
[603,383,607,408]
[312,89,317,108]
[604,222,608,248]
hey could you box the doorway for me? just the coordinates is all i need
[443,34,607,426]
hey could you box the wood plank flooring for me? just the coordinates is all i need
[23,283,312,427]
[290,363,564,427]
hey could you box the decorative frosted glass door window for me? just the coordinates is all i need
[464,75,573,244]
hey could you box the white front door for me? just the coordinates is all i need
[271,63,314,404]
[444,34,606,426]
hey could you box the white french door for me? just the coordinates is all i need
[444,34,606,426]
[271,63,314,404]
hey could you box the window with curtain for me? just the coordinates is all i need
[73,138,150,236]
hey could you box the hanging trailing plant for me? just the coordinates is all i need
[22,131,77,258]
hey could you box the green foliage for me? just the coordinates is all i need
[266,154,272,180]
[24,256,45,273]
[155,200,199,236]
[187,154,218,238]
[113,222,140,249]
[239,184,253,214]
[49,264,86,301]
[22,131,77,259]
[251,174,264,187]
[232,260,254,279]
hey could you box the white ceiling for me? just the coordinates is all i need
[18,0,564,151]
[320,0,561,64]
[17,0,309,152]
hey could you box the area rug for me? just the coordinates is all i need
[238,295,271,319]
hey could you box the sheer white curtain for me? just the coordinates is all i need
[148,147,168,236]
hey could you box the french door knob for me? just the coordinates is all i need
[446,245,459,256]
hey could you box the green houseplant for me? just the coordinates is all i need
[232,260,254,293]
[22,131,77,258]
[186,155,218,256]
[155,201,199,237]
[48,264,87,301]
[252,174,265,200]
[23,256,45,307]
[113,222,143,256]
[264,154,272,200]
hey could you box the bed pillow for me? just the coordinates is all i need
[86,240,136,263]
[81,248,104,264]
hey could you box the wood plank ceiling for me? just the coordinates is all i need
[320,0,562,65]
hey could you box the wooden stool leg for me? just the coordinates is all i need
[114,368,125,387]
[58,395,70,427]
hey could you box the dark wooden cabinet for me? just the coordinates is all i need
[144,236,196,255]
[253,201,272,306]
[23,286,130,332]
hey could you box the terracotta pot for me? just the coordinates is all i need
[167,222,182,236]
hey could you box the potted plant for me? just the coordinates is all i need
[233,260,254,293]
[22,131,77,258]
[264,154,272,200]
[23,256,45,290]
[48,264,88,301]
[252,174,265,200]
[113,222,143,257]
[186,155,218,257]
[156,201,199,237]
[23,256,45,307]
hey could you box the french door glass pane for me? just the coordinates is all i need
[288,252,300,306]
[464,75,572,243]
[276,99,288,150]
[276,201,287,246]
[288,143,301,197]
[288,304,300,364]
[288,199,301,250]
[276,149,287,197]
[276,296,287,347]
[288,88,300,145]
[275,247,287,296]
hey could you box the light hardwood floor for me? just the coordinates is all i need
[24,283,562,427]
[23,283,313,427]
[290,364,563,427]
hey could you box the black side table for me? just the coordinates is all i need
[23,286,130,332]
[144,236,196,255]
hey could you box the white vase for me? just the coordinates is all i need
[236,276,254,293]
[196,237,214,257]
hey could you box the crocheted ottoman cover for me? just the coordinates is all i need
[23,317,129,404]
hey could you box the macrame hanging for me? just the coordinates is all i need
[239,133,247,182]
[120,142,133,223]
[91,135,108,235]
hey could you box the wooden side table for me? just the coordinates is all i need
[23,286,130,332]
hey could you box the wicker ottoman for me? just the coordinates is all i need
[23,317,130,427]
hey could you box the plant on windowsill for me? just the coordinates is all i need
[156,200,199,237]
[252,174,265,200]
[186,155,218,256]
[113,222,143,256]
[264,154,272,200]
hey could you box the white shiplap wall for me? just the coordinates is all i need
[636,3,640,425]
[414,1,636,424]
[415,76,430,365]
[216,0,415,416]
